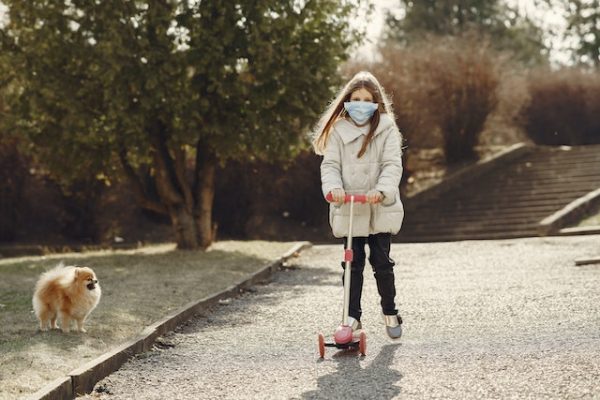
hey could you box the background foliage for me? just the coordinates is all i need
[520,68,600,145]
[384,0,548,65]
[0,0,366,247]
[1,0,600,244]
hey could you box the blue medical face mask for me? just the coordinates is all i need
[344,101,379,125]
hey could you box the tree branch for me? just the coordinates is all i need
[149,119,187,207]
[173,146,194,212]
[192,138,216,204]
[118,147,168,215]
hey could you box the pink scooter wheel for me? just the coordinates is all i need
[318,333,325,358]
[359,331,367,356]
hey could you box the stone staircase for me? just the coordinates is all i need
[397,145,600,242]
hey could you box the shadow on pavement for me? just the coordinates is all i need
[302,343,402,399]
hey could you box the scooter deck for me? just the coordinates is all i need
[324,341,360,350]
[324,330,364,349]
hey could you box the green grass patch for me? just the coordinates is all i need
[0,241,293,399]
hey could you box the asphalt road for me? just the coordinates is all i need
[82,235,600,399]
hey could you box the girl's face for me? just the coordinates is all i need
[349,87,374,103]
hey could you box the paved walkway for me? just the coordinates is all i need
[83,235,600,399]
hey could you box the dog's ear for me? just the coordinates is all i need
[74,267,81,277]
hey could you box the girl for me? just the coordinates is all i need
[312,71,404,339]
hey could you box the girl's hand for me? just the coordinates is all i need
[330,188,345,204]
[366,189,383,204]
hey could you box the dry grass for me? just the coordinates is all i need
[0,241,294,399]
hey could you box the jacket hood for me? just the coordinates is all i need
[334,113,396,144]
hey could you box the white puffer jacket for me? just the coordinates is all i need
[320,113,404,238]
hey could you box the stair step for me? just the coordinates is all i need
[406,213,547,224]
[527,152,600,160]
[396,229,539,242]
[399,145,600,242]
[509,174,597,180]
[415,200,581,212]
[475,175,600,184]
[525,154,600,161]
[446,189,593,201]
[402,223,540,235]
[446,177,600,187]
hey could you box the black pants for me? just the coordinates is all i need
[341,232,397,321]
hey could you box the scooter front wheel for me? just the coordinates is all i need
[318,333,325,358]
[359,331,367,356]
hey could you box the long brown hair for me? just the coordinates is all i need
[312,71,397,158]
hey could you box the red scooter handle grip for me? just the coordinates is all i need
[325,192,368,204]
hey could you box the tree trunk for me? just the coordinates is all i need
[195,165,215,248]
[150,120,200,249]
[194,140,216,249]
[121,147,201,249]
[168,204,199,250]
[153,168,200,249]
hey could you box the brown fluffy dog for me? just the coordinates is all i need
[32,264,101,333]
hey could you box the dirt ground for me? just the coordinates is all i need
[0,241,294,400]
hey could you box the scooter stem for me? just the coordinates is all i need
[342,195,355,325]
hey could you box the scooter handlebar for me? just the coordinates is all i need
[325,192,368,204]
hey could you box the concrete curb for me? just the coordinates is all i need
[575,257,600,266]
[558,225,600,236]
[26,241,312,400]
[539,188,600,236]
[404,143,533,212]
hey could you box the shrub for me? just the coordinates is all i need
[0,137,27,241]
[520,68,600,145]
[214,151,328,240]
[478,67,529,147]
[361,35,501,163]
[58,179,105,242]
[0,135,107,244]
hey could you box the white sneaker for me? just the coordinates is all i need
[347,316,362,332]
[383,314,403,339]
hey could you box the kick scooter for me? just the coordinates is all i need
[318,192,370,358]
